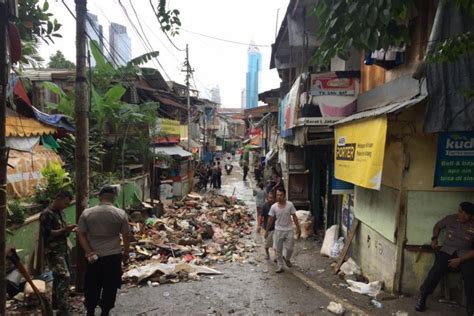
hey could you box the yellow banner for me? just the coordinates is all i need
[334,116,387,190]
[156,118,180,135]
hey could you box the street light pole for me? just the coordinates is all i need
[185,44,191,152]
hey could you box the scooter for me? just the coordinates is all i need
[225,164,233,175]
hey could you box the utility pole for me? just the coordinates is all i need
[0,2,9,313]
[75,0,89,291]
[183,44,192,151]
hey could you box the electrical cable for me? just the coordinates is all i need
[181,29,272,47]
[125,0,174,81]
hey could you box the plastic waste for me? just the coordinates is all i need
[330,237,345,258]
[327,301,345,315]
[321,225,338,257]
[347,280,383,297]
[340,258,361,276]
[370,299,383,308]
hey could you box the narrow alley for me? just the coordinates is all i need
[113,163,465,316]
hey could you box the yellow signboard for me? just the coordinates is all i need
[334,116,387,190]
[156,118,180,135]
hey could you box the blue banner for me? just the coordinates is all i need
[434,132,474,187]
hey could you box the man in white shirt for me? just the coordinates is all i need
[265,187,301,273]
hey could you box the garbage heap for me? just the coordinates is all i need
[123,192,256,286]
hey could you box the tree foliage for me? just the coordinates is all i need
[311,0,474,66]
[48,50,75,69]
[16,0,62,44]
[150,0,181,36]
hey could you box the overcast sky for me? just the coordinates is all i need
[38,0,289,107]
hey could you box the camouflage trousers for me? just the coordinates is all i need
[46,252,71,313]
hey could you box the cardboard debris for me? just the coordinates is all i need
[124,191,253,285]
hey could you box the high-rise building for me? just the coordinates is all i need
[245,41,261,109]
[86,13,104,67]
[109,22,131,66]
[210,86,222,105]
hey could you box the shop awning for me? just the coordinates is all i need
[333,94,427,126]
[6,108,56,137]
[153,145,192,157]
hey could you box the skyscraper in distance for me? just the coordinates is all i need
[245,41,261,109]
[109,22,131,66]
[86,13,104,67]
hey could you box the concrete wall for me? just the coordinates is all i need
[351,222,398,291]
[354,185,400,243]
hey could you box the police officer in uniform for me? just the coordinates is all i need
[416,201,474,315]
[39,191,76,315]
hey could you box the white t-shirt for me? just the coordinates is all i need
[269,201,296,231]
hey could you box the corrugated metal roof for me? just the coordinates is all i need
[153,145,192,157]
[333,95,427,126]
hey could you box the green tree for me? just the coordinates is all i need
[48,50,75,69]
[311,0,474,66]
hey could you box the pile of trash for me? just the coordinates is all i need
[123,192,255,285]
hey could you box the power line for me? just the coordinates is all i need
[62,0,128,67]
[116,0,165,75]
[182,29,272,47]
[125,0,174,81]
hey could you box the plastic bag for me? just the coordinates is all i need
[330,237,345,258]
[320,225,338,257]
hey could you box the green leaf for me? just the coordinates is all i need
[43,1,49,12]
[368,7,378,27]
[105,85,126,103]
[42,82,66,98]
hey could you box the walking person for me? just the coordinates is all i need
[265,188,301,273]
[243,160,249,181]
[77,186,130,316]
[260,192,275,260]
[216,161,222,189]
[210,162,218,189]
[415,201,474,314]
[39,190,75,315]
[253,182,267,232]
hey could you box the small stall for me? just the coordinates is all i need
[152,145,192,199]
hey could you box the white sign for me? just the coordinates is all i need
[297,117,342,126]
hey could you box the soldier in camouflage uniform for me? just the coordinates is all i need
[39,191,76,315]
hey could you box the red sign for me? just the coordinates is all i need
[153,135,180,144]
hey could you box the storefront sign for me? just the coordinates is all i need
[334,116,387,190]
[311,72,358,118]
[297,117,342,126]
[311,73,356,96]
[434,132,474,187]
[155,118,181,135]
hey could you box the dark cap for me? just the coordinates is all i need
[99,185,117,196]
[460,201,474,215]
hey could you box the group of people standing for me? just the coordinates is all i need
[40,186,129,316]
[198,161,223,190]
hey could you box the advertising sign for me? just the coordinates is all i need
[311,72,358,118]
[334,116,387,190]
[280,76,302,137]
[156,118,180,135]
[330,163,354,194]
[434,132,474,187]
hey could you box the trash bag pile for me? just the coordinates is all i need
[123,192,255,285]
